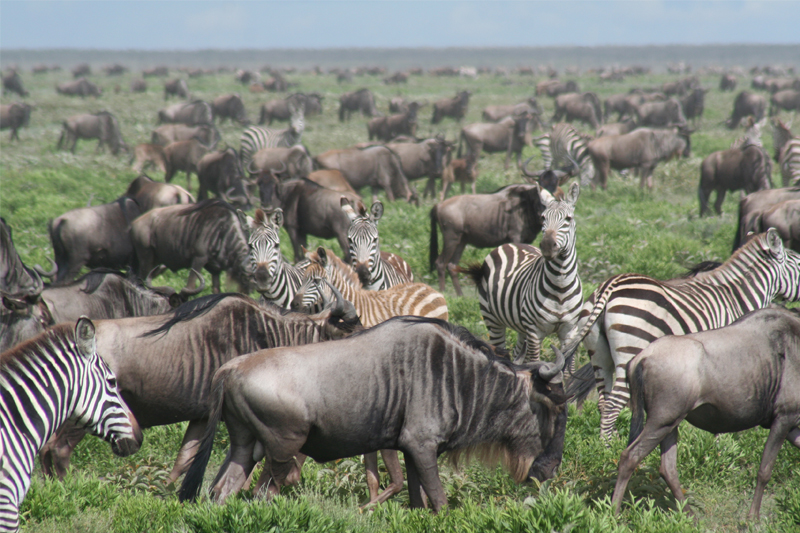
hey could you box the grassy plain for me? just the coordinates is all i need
[1,62,799,532]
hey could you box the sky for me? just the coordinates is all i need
[1,1,798,50]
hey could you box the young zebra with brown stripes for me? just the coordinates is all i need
[564,229,800,442]
[341,199,414,290]
[466,182,583,365]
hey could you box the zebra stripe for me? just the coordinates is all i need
[566,229,800,442]
[474,182,583,364]
[342,201,413,290]
[534,123,595,185]
[0,319,138,531]
[779,138,800,186]
[240,105,305,168]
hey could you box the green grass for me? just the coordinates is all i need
[2,65,799,532]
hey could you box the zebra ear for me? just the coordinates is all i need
[370,201,384,221]
[74,316,96,358]
[271,208,284,228]
[566,182,580,205]
[317,247,328,267]
[766,228,783,254]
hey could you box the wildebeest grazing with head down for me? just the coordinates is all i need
[130,143,167,174]
[732,187,800,251]
[259,93,307,125]
[536,79,578,98]
[164,78,190,100]
[0,102,32,141]
[162,139,211,191]
[158,101,213,126]
[698,142,773,216]
[738,199,800,253]
[56,78,102,98]
[385,136,451,198]
[431,90,471,124]
[122,175,195,212]
[727,91,767,129]
[196,148,252,208]
[611,307,800,519]
[211,93,248,125]
[339,88,379,121]
[552,92,602,129]
[151,123,220,149]
[633,98,686,127]
[482,98,541,122]
[458,112,533,170]
[770,89,800,116]
[179,318,568,512]
[57,112,127,155]
[367,102,423,141]
[2,70,28,97]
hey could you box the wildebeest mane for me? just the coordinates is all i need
[178,198,236,216]
[77,268,131,294]
[142,293,246,337]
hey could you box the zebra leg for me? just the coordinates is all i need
[484,319,507,353]
[600,365,631,443]
[447,242,469,297]
[521,332,542,364]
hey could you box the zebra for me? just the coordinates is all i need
[240,103,304,169]
[564,229,800,442]
[534,123,595,186]
[0,318,141,531]
[341,199,414,290]
[294,247,448,328]
[772,118,800,186]
[465,182,583,364]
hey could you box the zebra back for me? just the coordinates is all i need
[536,123,595,185]
[240,105,304,169]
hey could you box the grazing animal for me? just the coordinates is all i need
[163,78,190,100]
[247,145,313,179]
[162,139,210,191]
[563,230,800,441]
[679,88,707,124]
[239,104,304,169]
[122,175,194,213]
[258,93,310,124]
[732,187,800,251]
[482,98,541,122]
[315,146,416,203]
[178,317,568,512]
[535,123,595,185]
[698,143,773,216]
[430,184,546,296]
[1,70,28,97]
[771,118,800,186]
[386,137,451,199]
[130,143,167,174]
[770,89,800,116]
[306,170,361,196]
[741,199,800,252]
[536,79,578,98]
[633,98,686,127]
[151,124,219,149]
[466,183,582,364]
[339,88,379,121]
[552,92,602,129]
[341,200,414,290]
[367,102,422,142]
[726,91,767,128]
[431,91,471,124]
[130,78,147,93]
[212,93,248,125]
[604,93,638,121]
[0,218,42,300]
[57,112,127,155]
[458,113,532,170]
[55,78,101,98]
[0,318,142,532]
[596,118,636,138]
[0,102,32,141]
[661,76,698,96]
[130,200,253,294]
[196,148,252,208]
[440,153,479,200]
[157,101,213,126]
[719,74,737,91]
[142,66,169,77]
[71,63,91,78]
[612,308,800,519]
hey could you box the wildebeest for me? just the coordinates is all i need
[679,88,707,124]
[247,145,313,179]
[661,76,698,96]
[103,63,127,76]
[162,139,211,190]
[458,112,532,170]
[130,200,253,293]
[164,78,190,100]
[738,199,800,252]
[212,93,248,125]
[0,102,32,141]
[552,92,602,129]
[587,127,693,189]
[633,98,686,127]
[339,88,379,121]
[0,218,42,300]
[256,172,362,262]
[315,146,417,203]
[732,187,800,250]
[71,63,91,78]
[720,74,737,92]
[142,66,169,77]
[56,77,102,97]
[603,93,638,121]
[306,169,361,196]
[698,142,773,216]
[259,93,307,125]
[157,101,213,126]
[726,91,767,128]
[130,143,167,174]
[383,71,408,85]
[196,148,252,208]
[178,318,568,511]
[130,78,147,93]
[596,118,636,138]
[121,175,195,212]
[536,79,578,98]
[430,184,546,295]
[151,123,219,148]
[440,153,478,200]
[482,98,542,123]
[38,290,359,483]
[57,111,127,155]
[611,307,800,518]
[2,70,28,97]
[431,90,471,124]
[385,137,451,198]
[770,89,800,116]
[367,102,423,141]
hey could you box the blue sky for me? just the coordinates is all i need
[1,1,798,49]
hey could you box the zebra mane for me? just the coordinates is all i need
[141,293,270,337]
[681,232,772,283]
[1,323,72,366]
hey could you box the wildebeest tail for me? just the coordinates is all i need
[564,362,594,405]
[458,262,485,288]
[429,206,439,272]
[627,359,646,446]
[732,198,747,251]
[179,370,227,503]
[48,218,67,280]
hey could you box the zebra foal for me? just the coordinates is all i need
[564,229,800,442]
[466,182,583,364]
[0,318,141,532]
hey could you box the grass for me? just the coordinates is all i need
[2,63,799,532]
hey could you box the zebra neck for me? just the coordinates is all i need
[364,257,385,289]
[262,261,302,305]
[541,246,579,288]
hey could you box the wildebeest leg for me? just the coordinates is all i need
[363,452,381,505]
[749,418,792,519]
[39,422,87,479]
[185,171,193,192]
[252,454,306,495]
[713,188,726,215]
[787,427,800,449]
[447,242,469,297]
[210,444,257,503]
[406,448,446,513]
[423,177,437,199]
[658,427,687,510]
[167,419,208,484]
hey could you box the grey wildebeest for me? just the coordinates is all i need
[727,91,768,129]
[482,98,541,122]
[431,90,471,124]
[587,126,693,190]
[196,148,252,208]
[367,102,423,141]
[130,144,167,174]
[720,74,737,91]
[56,77,102,98]
[603,93,642,121]
[164,78,190,100]
[151,124,220,148]
[0,102,32,141]
[71,63,91,78]
[611,307,800,518]
[552,92,602,129]
[130,78,147,93]
[385,137,451,198]
[633,98,687,127]
[57,112,127,155]
[0,218,42,300]
[158,101,213,126]
[679,88,707,124]
[247,145,313,179]
[212,93,248,125]
[458,112,532,170]
[770,89,800,116]
[732,187,800,251]
[163,139,211,191]
[339,88,379,121]
[430,183,546,295]
[738,199,800,253]
[662,76,699,96]
[256,172,361,262]
[178,318,568,512]
[306,169,361,197]
[698,142,773,216]
[121,175,195,212]
[38,290,360,484]
[130,200,253,293]
[142,66,169,77]
[259,93,310,125]
[596,118,636,138]
[315,146,417,203]
[2,70,28,97]
[536,79,578,98]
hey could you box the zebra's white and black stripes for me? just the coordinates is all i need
[535,123,595,186]
[566,229,800,442]
[0,318,141,532]
[772,118,800,186]
[469,183,583,364]
[240,103,305,169]
[341,200,414,290]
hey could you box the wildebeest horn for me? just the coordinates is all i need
[34,257,57,278]
[247,159,260,175]
[180,269,206,296]
[538,346,566,383]
[520,156,538,178]
[27,269,44,297]
[144,265,169,288]
[323,279,358,323]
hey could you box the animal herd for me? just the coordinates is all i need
[2,60,800,530]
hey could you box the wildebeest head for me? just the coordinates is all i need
[255,169,284,209]
[143,265,206,308]
[244,208,285,293]
[540,183,579,261]
[341,198,383,285]
[677,126,693,157]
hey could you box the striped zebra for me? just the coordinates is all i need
[296,247,448,328]
[565,229,800,442]
[240,103,304,169]
[341,199,414,290]
[772,118,800,186]
[465,182,583,364]
[0,318,141,531]
[534,123,595,186]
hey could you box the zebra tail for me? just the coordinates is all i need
[429,206,439,272]
[564,362,594,404]
[178,371,227,503]
[628,360,646,446]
